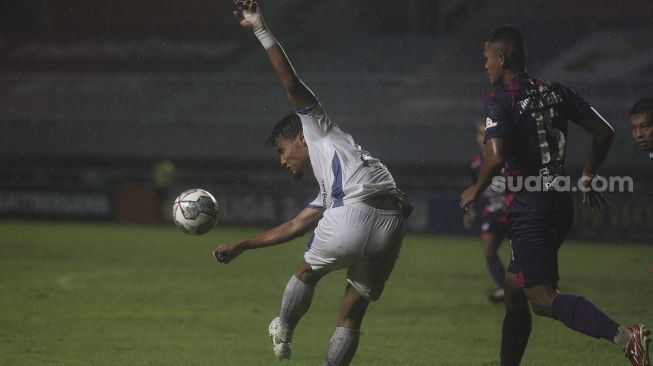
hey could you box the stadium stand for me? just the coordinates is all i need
[1,0,651,239]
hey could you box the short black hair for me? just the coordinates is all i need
[265,113,303,148]
[487,24,526,70]
[629,97,653,118]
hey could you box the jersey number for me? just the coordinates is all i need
[532,108,565,165]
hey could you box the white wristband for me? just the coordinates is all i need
[254,27,277,49]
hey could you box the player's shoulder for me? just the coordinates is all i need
[484,88,512,116]
[545,80,589,108]
[523,76,583,105]
[530,75,552,86]
[484,88,509,107]
[484,77,524,102]
[484,86,506,100]
[531,77,576,98]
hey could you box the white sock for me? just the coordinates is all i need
[323,327,360,366]
[614,325,629,349]
[279,275,314,341]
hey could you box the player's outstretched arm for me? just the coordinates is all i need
[213,207,323,264]
[572,108,615,210]
[233,0,316,109]
[460,138,506,210]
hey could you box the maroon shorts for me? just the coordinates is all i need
[506,208,573,288]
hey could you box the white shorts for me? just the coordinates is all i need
[304,201,405,301]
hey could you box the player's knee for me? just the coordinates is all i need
[505,289,528,309]
[530,301,547,316]
[347,278,385,302]
[527,294,554,317]
[364,282,387,302]
[367,290,381,302]
[295,262,322,285]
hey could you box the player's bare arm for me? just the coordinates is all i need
[233,0,316,109]
[460,137,506,210]
[213,207,323,263]
[572,108,615,210]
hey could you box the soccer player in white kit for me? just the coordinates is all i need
[213,1,411,365]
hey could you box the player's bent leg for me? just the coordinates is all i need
[321,202,403,365]
[504,272,528,311]
[270,262,325,360]
[525,284,622,342]
[281,268,319,332]
[547,292,651,365]
[295,260,325,285]
[548,291,621,342]
[324,285,369,366]
[336,283,370,329]
[500,272,531,366]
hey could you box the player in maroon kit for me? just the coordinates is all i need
[460,25,650,366]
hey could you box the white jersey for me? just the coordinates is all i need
[296,101,398,210]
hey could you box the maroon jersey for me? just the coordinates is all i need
[484,73,592,213]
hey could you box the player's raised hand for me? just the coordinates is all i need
[233,0,264,31]
[232,0,277,49]
[213,242,244,264]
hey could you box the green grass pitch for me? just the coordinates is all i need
[1,220,651,365]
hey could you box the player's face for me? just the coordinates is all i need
[484,42,504,86]
[275,134,310,180]
[630,112,653,151]
[475,123,485,149]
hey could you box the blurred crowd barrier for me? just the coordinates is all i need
[1,177,651,243]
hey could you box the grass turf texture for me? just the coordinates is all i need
[1,220,651,365]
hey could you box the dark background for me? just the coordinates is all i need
[1,0,651,240]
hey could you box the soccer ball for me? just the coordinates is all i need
[172,189,218,235]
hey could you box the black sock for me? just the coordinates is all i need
[500,306,532,366]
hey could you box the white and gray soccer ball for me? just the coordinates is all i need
[172,189,218,235]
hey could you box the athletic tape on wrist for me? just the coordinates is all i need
[254,27,276,49]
